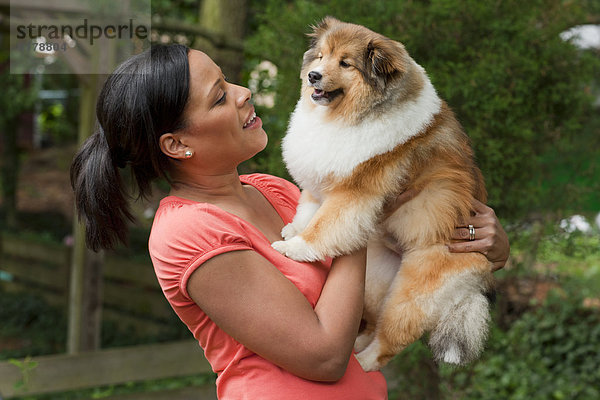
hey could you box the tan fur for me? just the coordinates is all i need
[299,189,319,204]
[300,18,420,124]
[371,247,491,365]
[279,17,495,370]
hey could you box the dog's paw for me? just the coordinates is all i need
[354,338,388,371]
[271,236,322,262]
[281,223,300,241]
[354,332,374,353]
[355,348,382,372]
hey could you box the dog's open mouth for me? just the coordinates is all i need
[312,88,343,102]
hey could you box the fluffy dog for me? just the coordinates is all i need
[271,17,494,371]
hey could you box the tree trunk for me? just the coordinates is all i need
[0,119,19,229]
[198,0,248,83]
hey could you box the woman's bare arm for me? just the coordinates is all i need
[187,248,366,382]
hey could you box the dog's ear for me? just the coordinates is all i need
[366,37,409,90]
[307,16,341,47]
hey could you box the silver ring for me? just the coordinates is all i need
[468,224,475,241]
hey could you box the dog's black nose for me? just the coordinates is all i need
[308,71,322,84]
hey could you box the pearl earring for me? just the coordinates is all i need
[184,150,193,158]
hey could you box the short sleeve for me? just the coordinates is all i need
[149,201,253,303]
[240,174,301,223]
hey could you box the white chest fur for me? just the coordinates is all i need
[282,71,441,195]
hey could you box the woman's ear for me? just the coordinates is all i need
[159,133,190,159]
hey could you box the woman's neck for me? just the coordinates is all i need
[168,169,248,204]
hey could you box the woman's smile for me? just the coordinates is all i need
[243,109,262,130]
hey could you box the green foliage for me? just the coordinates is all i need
[384,278,600,400]
[37,103,77,145]
[0,46,39,227]
[0,76,38,129]
[441,289,600,400]
[385,339,442,400]
[245,0,600,218]
[383,224,600,399]
[509,218,600,296]
[9,356,39,394]
[0,289,67,359]
[0,42,39,127]
[151,0,201,24]
[538,230,600,299]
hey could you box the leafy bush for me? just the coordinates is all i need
[509,220,600,296]
[0,289,67,359]
[443,288,600,400]
[245,0,600,218]
[385,281,600,400]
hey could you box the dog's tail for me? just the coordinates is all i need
[428,275,492,365]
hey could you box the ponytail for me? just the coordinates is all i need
[70,128,134,251]
[71,44,191,251]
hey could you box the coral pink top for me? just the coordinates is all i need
[149,174,387,399]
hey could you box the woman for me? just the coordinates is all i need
[71,44,509,399]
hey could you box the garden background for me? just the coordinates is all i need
[0,0,599,399]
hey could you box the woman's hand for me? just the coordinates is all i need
[447,199,510,272]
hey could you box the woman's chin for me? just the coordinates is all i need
[241,132,268,164]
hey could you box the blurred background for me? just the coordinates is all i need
[0,0,599,399]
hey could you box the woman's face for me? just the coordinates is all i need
[175,50,267,173]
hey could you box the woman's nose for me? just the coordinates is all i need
[235,84,252,107]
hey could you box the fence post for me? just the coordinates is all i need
[67,73,104,354]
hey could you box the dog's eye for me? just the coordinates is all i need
[339,60,350,68]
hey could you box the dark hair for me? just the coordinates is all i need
[70,44,191,251]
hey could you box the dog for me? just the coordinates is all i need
[271,17,494,371]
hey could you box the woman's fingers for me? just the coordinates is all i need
[456,215,492,229]
[447,239,504,272]
[449,198,510,272]
[447,239,490,256]
[451,225,492,241]
[470,198,488,211]
[448,232,495,256]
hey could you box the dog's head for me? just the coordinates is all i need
[300,17,417,121]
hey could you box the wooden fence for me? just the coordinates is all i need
[0,232,178,335]
[0,233,217,398]
[0,340,216,399]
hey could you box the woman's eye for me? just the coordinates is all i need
[216,92,227,105]
[340,60,350,68]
